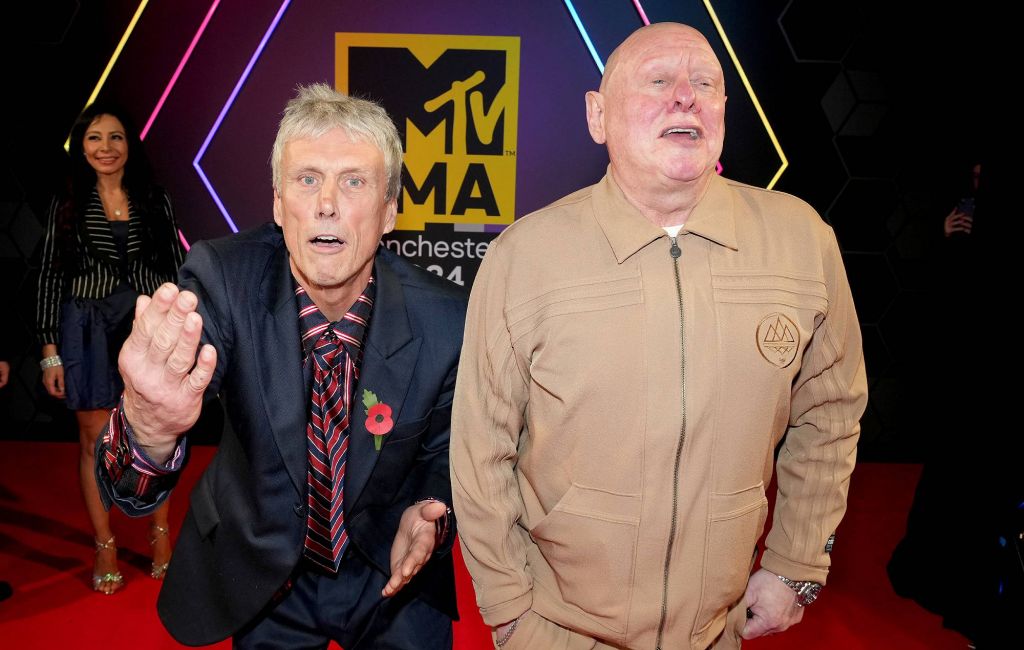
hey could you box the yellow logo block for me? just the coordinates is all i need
[336,33,520,231]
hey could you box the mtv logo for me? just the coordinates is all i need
[336,33,520,231]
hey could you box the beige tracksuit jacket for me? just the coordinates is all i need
[451,171,867,649]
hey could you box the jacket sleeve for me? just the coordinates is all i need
[95,397,189,516]
[761,226,868,585]
[36,197,66,346]
[96,240,234,515]
[451,237,535,625]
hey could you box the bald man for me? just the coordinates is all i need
[451,22,867,650]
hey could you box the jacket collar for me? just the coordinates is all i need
[255,234,417,501]
[258,242,413,358]
[591,169,739,264]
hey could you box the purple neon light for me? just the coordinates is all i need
[194,0,291,233]
[632,0,651,25]
[141,0,221,140]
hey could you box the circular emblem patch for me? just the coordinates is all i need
[756,313,799,368]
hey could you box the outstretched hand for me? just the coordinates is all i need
[382,500,448,598]
[741,568,804,639]
[119,283,216,462]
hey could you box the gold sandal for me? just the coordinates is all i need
[92,536,124,594]
[149,524,171,579]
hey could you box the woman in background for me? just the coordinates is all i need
[37,103,185,594]
[889,159,1021,648]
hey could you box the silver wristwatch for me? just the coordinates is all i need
[776,574,822,607]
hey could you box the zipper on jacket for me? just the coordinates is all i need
[655,236,687,650]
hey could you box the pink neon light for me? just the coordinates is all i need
[140,0,221,140]
[716,161,723,175]
[632,0,651,25]
[178,228,191,251]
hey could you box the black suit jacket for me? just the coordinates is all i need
[99,223,466,645]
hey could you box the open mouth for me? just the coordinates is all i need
[661,127,700,140]
[310,235,344,247]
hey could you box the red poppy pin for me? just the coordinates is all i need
[362,389,393,451]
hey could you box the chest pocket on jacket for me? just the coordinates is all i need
[708,271,829,488]
[712,272,826,385]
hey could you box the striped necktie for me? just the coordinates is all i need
[298,279,374,572]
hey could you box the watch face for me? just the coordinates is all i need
[776,574,823,606]
[797,582,822,606]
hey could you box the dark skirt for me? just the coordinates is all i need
[59,287,137,410]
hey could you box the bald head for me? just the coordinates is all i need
[584,22,727,210]
[601,23,719,93]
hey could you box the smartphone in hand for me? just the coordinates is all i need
[956,197,975,217]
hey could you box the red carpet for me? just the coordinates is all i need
[0,441,965,649]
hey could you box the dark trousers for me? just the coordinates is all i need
[234,555,453,650]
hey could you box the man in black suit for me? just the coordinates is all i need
[96,83,465,648]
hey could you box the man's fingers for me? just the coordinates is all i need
[741,601,803,639]
[741,621,762,639]
[382,552,425,597]
[382,532,434,597]
[402,546,428,577]
[186,344,217,394]
[147,290,197,364]
[134,293,151,320]
[399,533,433,578]
[382,503,443,598]
[382,575,402,597]
[419,500,448,521]
[741,610,775,639]
[128,284,178,353]
[383,555,412,596]
[165,311,204,377]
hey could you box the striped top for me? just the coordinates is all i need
[36,187,185,345]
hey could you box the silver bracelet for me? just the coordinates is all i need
[495,613,524,647]
[39,355,63,370]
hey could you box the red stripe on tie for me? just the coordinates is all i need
[299,276,373,573]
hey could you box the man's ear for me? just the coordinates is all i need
[585,91,607,145]
[382,198,397,235]
[273,188,282,226]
